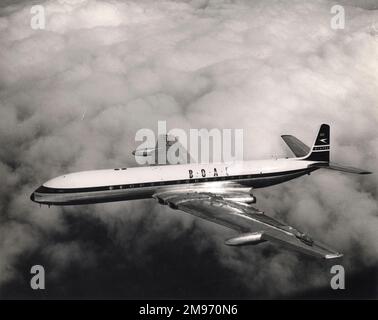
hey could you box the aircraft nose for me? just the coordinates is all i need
[30,192,35,202]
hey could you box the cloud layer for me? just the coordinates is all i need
[0,0,377,298]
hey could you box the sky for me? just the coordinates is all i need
[0,0,377,299]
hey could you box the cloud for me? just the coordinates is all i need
[0,0,377,298]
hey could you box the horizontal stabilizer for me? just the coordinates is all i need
[310,162,372,175]
[281,135,310,157]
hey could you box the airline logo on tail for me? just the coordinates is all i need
[304,124,330,162]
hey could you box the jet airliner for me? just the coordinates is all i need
[30,124,371,259]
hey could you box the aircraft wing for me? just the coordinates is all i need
[153,189,342,259]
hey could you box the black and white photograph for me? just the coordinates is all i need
[0,0,377,306]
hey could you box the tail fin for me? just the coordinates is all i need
[303,124,330,162]
[302,124,372,174]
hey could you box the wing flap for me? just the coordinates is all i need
[154,191,254,232]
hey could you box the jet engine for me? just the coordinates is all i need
[223,194,256,204]
[225,232,266,246]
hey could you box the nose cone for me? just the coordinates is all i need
[30,192,35,202]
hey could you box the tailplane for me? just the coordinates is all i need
[309,162,372,175]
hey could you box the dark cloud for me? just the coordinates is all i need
[0,0,377,299]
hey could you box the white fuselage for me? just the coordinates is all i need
[31,159,318,205]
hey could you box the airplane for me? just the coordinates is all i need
[30,124,371,259]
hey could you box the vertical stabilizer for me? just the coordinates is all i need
[304,124,330,162]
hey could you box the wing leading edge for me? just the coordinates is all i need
[154,188,342,259]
